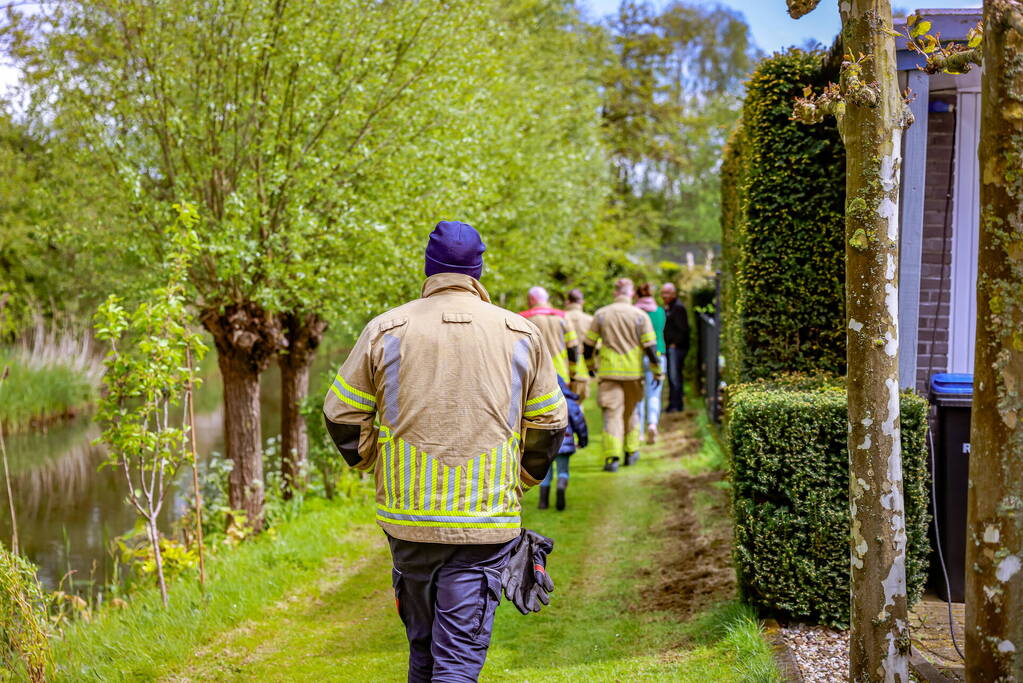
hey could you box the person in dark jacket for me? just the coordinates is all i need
[539,376,588,511]
[661,282,690,412]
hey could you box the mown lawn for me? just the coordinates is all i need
[54,399,778,682]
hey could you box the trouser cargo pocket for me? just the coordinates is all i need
[472,567,503,644]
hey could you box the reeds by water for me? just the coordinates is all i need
[0,322,102,433]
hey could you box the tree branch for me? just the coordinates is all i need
[787,0,822,19]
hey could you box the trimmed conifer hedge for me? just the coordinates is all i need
[728,378,930,626]
[721,48,847,383]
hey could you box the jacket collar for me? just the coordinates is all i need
[421,273,492,303]
[520,306,565,318]
[614,295,632,304]
[565,302,583,312]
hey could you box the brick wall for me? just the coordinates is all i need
[915,94,956,394]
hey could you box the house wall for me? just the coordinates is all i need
[915,93,957,394]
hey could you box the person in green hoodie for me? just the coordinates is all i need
[634,282,666,444]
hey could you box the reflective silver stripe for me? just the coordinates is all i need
[377,509,520,525]
[425,457,434,510]
[332,376,376,410]
[403,440,412,508]
[507,337,531,428]
[382,334,401,424]
[491,441,504,512]
[524,390,563,415]
[382,440,392,508]
[445,467,456,511]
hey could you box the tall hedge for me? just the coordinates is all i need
[719,123,744,386]
[728,379,930,626]
[722,49,847,383]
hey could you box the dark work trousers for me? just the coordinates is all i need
[387,534,516,683]
[666,346,687,412]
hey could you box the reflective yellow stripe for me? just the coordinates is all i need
[330,383,374,412]
[640,332,656,344]
[418,449,426,510]
[564,329,578,343]
[487,446,498,511]
[526,388,560,406]
[441,464,450,512]
[585,329,600,343]
[408,443,417,509]
[597,346,644,378]
[337,374,374,401]
[524,396,565,418]
[478,449,489,512]
[376,516,520,529]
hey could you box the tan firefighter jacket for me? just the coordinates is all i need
[565,303,593,380]
[323,273,567,544]
[584,296,657,381]
[518,307,574,382]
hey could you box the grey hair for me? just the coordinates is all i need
[527,286,549,304]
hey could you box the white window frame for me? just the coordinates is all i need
[948,79,981,374]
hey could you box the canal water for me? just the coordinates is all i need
[0,357,335,596]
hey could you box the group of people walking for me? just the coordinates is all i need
[322,221,689,682]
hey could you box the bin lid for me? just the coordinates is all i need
[930,372,973,395]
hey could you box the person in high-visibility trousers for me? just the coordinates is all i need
[563,288,593,400]
[323,221,567,682]
[583,278,662,471]
[519,286,578,384]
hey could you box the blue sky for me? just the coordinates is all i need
[580,0,982,55]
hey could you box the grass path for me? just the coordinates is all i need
[163,403,778,682]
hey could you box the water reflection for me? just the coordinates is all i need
[0,359,315,594]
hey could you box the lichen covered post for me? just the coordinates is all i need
[965,0,1023,677]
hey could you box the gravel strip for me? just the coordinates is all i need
[781,623,849,683]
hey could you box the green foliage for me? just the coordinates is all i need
[0,546,51,682]
[727,379,930,626]
[0,347,95,433]
[9,0,608,332]
[719,123,744,387]
[722,49,847,383]
[93,204,208,604]
[600,1,760,251]
[0,111,130,338]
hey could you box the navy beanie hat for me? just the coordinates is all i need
[424,221,486,280]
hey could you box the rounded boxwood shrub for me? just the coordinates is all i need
[728,378,930,627]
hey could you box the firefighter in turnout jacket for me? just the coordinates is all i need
[518,286,578,384]
[323,221,567,683]
[564,288,593,400]
[583,278,661,470]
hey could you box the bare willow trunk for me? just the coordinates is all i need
[279,313,327,499]
[841,1,911,679]
[965,1,1023,677]
[202,304,283,534]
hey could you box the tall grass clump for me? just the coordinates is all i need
[0,323,101,432]
[0,546,52,682]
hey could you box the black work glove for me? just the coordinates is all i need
[576,433,588,449]
[501,529,555,615]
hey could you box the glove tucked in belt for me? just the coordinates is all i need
[501,528,555,614]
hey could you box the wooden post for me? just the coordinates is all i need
[186,347,206,589]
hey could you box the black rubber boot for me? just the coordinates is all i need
[625,451,640,466]
[555,480,567,511]
[538,485,550,510]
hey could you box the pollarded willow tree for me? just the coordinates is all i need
[8,0,606,527]
[788,0,913,679]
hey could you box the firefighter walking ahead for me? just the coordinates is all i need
[583,277,662,471]
[323,221,566,682]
